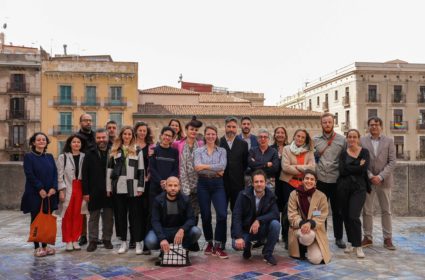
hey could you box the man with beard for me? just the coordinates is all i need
[82,129,114,252]
[220,116,248,211]
[144,176,202,257]
[237,116,258,150]
[313,113,346,249]
[106,120,118,149]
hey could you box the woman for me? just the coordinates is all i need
[168,118,185,141]
[271,127,288,245]
[107,126,145,254]
[56,134,86,251]
[337,129,370,258]
[288,170,331,264]
[134,121,154,255]
[194,125,228,258]
[21,132,58,257]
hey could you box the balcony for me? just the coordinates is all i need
[391,94,406,105]
[342,96,350,107]
[417,120,425,131]
[81,97,101,108]
[6,110,30,121]
[7,82,29,93]
[105,97,127,108]
[341,121,350,133]
[52,96,78,107]
[416,150,425,160]
[322,101,329,112]
[418,94,425,105]
[396,151,410,161]
[52,125,77,136]
[365,94,381,104]
[4,139,27,152]
[390,121,408,132]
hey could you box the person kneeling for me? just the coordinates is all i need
[288,170,331,264]
[144,176,202,261]
[232,170,281,266]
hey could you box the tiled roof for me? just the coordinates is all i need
[136,104,322,117]
[139,86,199,95]
[199,94,251,103]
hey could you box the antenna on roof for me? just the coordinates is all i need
[178,73,183,83]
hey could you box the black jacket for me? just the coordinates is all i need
[338,148,371,193]
[151,192,195,241]
[82,148,113,211]
[219,136,248,191]
[247,146,279,178]
[76,129,96,153]
[231,186,280,239]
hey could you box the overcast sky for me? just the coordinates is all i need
[2,0,424,105]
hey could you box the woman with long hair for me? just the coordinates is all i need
[194,125,228,258]
[107,126,145,254]
[21,132,58,257]
[168,118,185,141]
[56,134,86,251]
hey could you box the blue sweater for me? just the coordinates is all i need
[20,152,58,214]
[149,145,179,187]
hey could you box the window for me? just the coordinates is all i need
[393,85,403,102]
[345,110,350,124]
[59,85,72,104]
[393,109,403,122]
[419,136,425,158]
[12,125,26,145]
[334,112,339,125]
[368,109,378,119]
[316,96,320,106]
[334,90,338,101]
[419,110,425,129]
[394,136,404,159]
[368,85,377,102]
[325,94,328,103]
[10,74,26,91]
[60,112,72,133]
[110,86,122,103]
[10,98,25,118]
[85,86,97,105]
[87,112,97,130]
[308,99,312,110]
[419,86,425,103]
[109,113,122,128]
[345,87,349,96]
[58,141,66,154]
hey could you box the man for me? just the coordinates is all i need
[144,176,202,257]
[82,128,114,252]
[76,113,96,246]
[360,117,396,250]
[232,170,281,265]
[106,120,118,149]
[237,116,258,150]
[219,116,248,211]
[313,113,346,248]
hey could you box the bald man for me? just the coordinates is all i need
[144,177,202,254]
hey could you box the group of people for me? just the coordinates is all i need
[21,112,396,265]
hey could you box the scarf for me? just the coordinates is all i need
[296,186,316,219]
[289,141,309,155]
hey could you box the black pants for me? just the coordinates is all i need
[338,184,366,247]
[316,181,344,240]
[226,186,242,212]
[278,181,294,243]
[147,183,164,231]
[31,212,47,249]
[115,194,143,242]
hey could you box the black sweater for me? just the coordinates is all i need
[149,145,179,186]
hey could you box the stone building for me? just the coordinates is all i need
[279,60,425,161]
[0,41,42,161]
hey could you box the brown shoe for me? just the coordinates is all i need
[361,236,373,248]
[384,238,396,250]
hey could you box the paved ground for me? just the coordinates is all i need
[0,210,424,280]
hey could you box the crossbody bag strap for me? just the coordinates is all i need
[319,132,336,157]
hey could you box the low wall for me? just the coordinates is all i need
[1,161,424,216]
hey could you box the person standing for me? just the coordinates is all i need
[168,118,185,141]
[194,125,228,258]
[82,129,114,252]
[106,120,118,149]
[219,116,248,211]
[237,116,258,150]
[313,113,346,249]
[56,134,86,251]
[360,117,396,250]
[338,129,370,258]
[21,132,58,257]
[107,126,145,254]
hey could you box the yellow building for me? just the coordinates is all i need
[41,55,138,157]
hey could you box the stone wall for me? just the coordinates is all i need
[1,161,424,216]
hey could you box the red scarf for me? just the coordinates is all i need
[296,186,316,219]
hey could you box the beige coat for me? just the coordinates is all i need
[280,145,315,183]
[287,188,331,264]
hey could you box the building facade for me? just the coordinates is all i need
[279,60,425,161]
[41,55,138,157]
[0,44,42,161]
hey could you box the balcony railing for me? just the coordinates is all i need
[52,96,78,107]
[322,101,329,112]
[52,125,77,136]
[105,97,127,107]
[6,110,30,121]
[4,139,28,152]
[418,94,425,105]
[391,93,406,104]
[416,150,425,160]
[396,151,410,161]
[81,97,101,107]
[417,120,425,131]
[6,82,29,93]
[390,121,408,132]
[366,94,381,104]
[341,121,350,132]
[342,96,350,107]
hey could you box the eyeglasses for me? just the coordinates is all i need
[258,135,269,139]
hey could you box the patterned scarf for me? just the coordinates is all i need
[180,140,200,195]
[289,141,309,155]
[296,186,316,219]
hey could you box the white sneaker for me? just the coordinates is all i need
[118,241,128,254]
[73,242,81,250]
[356,247,365,258]
[65,242,73,251]
[136,242,142,255]
[344,243,353,253]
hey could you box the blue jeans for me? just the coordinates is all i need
[144,226,202,250]
[197,177,227,244]
[232,220,281,256]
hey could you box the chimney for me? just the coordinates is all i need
[63,44,67,55]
